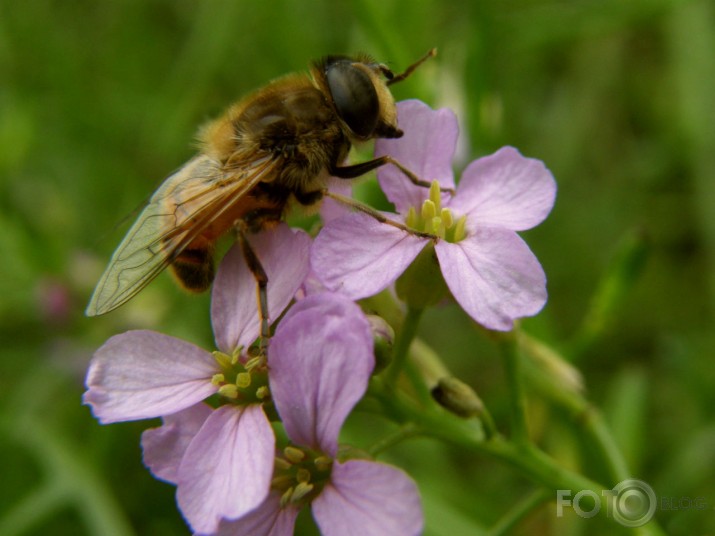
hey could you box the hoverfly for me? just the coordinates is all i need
[86,50,436,333]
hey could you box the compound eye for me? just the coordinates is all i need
[326,61,379,138]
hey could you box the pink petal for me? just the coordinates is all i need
[294,269,328,300]
[311,212,427,300]
[375,100,458,213]
[177,405,275,534]
[83,330,218,423]
[269,293,374,454]
[313,460,423,536]
[141,403,212,484]
[449,146,557,231]
[212,224,311,353]
[321,177,354,223]
[215,492,299,536]
[435,229,547,331]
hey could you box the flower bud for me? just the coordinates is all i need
[366,314,394,373]
[431,377,484,418]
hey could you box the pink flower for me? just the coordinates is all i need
[311,100,557,331]
[216,292,423,536]
[83,224,311,534]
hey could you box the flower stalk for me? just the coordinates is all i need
[384,305,423,392]
[500,329,530,445]
[370,378,667,533]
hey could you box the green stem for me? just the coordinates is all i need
[580,406,632,484]
[501,331,530,445]
[478,405,499,441]
[403,357,434,405]
[368,423,418,457]
[516,335,668,536]
[370,382,668,534]
[385,306,423,391]
[486,489,551,536]
[371,381,602,495]
[519,333,632,484]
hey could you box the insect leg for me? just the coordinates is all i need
[236,226,270,351]
[322,189,437,241]
[330,156,454,194]
[329,156,391,179]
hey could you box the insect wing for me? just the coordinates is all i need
[85,154,276,316]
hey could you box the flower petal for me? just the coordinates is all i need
[313,460,423,536]
[269,293,373,454]
[321,176,354,223]
[212,224,311,353]
[215,492,299,536]
[449,146,557,231]
[176,405,275,534]
[83,330,218,423]
[375,100,458,212]
[435,229,547,331]
[311,212,427,300]
[141,403,212,484]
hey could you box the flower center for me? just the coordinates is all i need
[271,445,333,507]
[405,180,467,243]
[211,349,270,403]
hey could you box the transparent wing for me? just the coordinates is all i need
[86,153,279,316]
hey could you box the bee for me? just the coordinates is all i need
[86,49,436,321]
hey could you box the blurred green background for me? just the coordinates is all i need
[1,0,714,534]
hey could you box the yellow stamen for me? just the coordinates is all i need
[212,351,232,369]
[284,446,305,464]
[314,456,333,471]
[274,457,292,471]
[296,468,311,484]
[230,347,243,365]
[433,216,445,238]
[291,482,314,503]
[405,206,418,228]
[429,180,442,211]
[235,372,251,388]
[453,214,467,242]
[217,384,238,399]
[256,386,270,399]
[280,487,293,507]
[271,475,293,490]
[441,208,454,229]
[402,180,467,241]
[244,356,263,371]
[421,199,436,221]
[211,373,225,385]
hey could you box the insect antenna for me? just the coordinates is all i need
[386,48,437,86]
